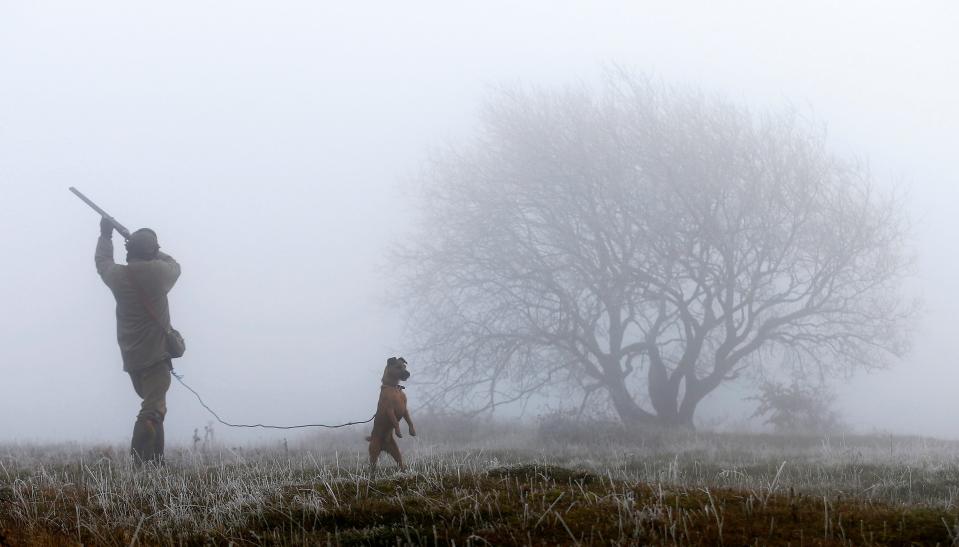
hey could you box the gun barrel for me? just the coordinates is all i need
[69,187,132,239]
[69,187,109,216]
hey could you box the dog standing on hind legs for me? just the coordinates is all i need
[367,357,416,477]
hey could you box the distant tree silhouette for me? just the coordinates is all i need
[397,71,915,427]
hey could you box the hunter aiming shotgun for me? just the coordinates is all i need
[69,186,132,239]
[72,186,379,449]
[78,186,184,466]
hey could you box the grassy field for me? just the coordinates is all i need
[3,422,959,545]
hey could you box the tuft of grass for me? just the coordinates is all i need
[487,463,597,484]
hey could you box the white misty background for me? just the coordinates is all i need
[0,1,956,442]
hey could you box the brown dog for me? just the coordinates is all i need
[367,357,416,476]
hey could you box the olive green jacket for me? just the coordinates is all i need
[96,236,181,371]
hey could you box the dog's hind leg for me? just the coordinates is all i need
[368,436,383,479]
[384,436,405,471]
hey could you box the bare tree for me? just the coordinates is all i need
[396,73,915,428]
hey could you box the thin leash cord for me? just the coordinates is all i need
[171,370,375,430]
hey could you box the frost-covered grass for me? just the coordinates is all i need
[3,425,959,545]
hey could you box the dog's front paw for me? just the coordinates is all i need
[409,429,417,437]
[395,431,403,438]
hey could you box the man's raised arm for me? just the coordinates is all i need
[155,250,181,292]
[95,217,119,284]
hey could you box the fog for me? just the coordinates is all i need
[0,1,956,443]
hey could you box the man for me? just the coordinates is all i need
[95,217,181,465]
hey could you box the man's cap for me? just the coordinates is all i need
[126,228,159,256]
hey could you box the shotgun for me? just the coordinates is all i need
[69,187,132,239]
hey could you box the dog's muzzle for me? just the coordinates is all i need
[401,371,411,381]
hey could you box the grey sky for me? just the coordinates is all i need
[0,1,956,442]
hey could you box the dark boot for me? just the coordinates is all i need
[153,420,165,466]
[130,418,158,467]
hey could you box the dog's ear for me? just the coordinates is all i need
[398,357,407,365]
[387,357,398,367]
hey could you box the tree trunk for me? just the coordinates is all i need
[647,357,678,422]
[675,380,710,428]
[604,367,703,429]
[605,379,656,425]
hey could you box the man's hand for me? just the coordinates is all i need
[100,216,114,238]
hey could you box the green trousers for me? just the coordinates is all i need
[128,359,171,422]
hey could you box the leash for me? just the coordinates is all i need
[171,370,375,430]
